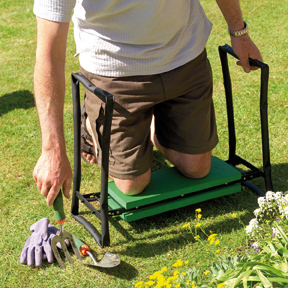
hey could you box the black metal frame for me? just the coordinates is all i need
[219,44,273,195]
[70,45,273,248]
[71,72,114,247]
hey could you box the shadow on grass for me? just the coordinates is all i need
[0,90,34,116]
[81,259,138,280]
[108,189,260,258]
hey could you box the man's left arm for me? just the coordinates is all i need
[216,0,263,73]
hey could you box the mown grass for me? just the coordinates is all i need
[0,0,287,287]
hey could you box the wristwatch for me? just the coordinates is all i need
[228,21,249,37]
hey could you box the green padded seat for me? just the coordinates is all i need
[108,157,242,222]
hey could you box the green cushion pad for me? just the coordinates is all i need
[108,183,241,222]
[108,157,241,210]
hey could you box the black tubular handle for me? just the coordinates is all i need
[71,72,114,102]
[218,44,273,192]
[219,44,267,69]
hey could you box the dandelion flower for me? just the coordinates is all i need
[173,259,183,267]
[216,249,220,253]
[195,223,202,228]
[196,208,201,212]
[181,272,187,276]
[145,281,155,287]
[135,281,144,287]
[215,239,220,246]
[161,266,167,272]
[150,271,160,279]
[182,223,190,228]
[232,213,237,218]
[204,270,210,275]
[198,214,202,219]
[194,235,200,240]
[175,284,181,288]
[208,234,217,241]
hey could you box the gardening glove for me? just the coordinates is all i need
[20,218,69,267]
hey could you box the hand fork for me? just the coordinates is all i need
[51,190,82,269]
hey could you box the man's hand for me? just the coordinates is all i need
[215,0,263,73]
[231,34,263,73]
[33,151,72,206]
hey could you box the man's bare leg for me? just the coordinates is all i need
[83,117,150,195]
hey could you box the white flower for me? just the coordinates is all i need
[258,197,266,207]
[283,207,288,216]
[254,208,261,218]
[272,227,282,238]
[252,241,260,248]
[275,192,283,199]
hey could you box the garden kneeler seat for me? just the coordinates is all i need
[70,44,273,248]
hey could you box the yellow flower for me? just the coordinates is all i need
[217,283,225,288]
[181,272,187,276]
[182,223,190,228]
[185,260,189,265]
[216,249,220,253]
[174,270,179,276]
[161,266,167,272]
[157,274,165,282]
[209,238,215,245]
[195,223,202,228]
[135,281,144,288]
[196,208,201,212]
[215,239,220,246]
[166,285,172,288]
[203,270,210,275]
[197,214,202,219]
[175,284,181,288]
[232,213,237,218]
[231,252,235,255]
[173,259,183,267]
[194,235,200,240]
[208,234,217,241]
[150,272,160,279]
[145,281,155,287]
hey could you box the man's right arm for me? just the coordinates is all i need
[33,17,72,206]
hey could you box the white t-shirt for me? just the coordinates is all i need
[34,0,212,77]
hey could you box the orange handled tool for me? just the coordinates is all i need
[72,234,120,268]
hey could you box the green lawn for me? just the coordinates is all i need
[1,0,287,287]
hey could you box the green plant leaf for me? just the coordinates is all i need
[241,269,254,288]
[266,277,288,283]
[277,247,288,258]
[255,269,272,287]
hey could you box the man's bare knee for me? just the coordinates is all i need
[113,170,151,196]
[180,161,211,179]
[173,152,212,179]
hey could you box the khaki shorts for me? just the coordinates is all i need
[81,48,218,179]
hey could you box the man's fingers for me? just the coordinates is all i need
[46,186,61,206]
[238,57,251,73]
[40,183,51,197]
[62,178,71,200]
[236,60,260,71]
